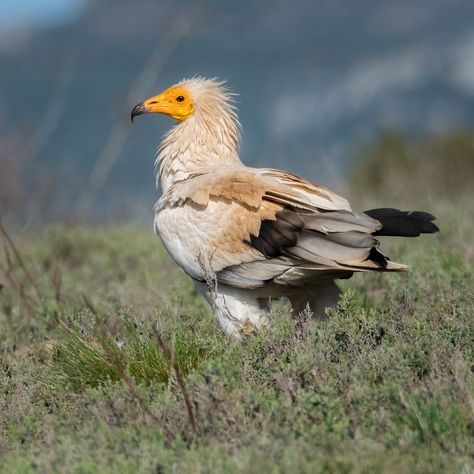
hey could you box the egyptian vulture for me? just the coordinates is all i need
[131,78,438,336]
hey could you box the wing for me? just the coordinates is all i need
[158,167,406,289]
[161,167,350,212]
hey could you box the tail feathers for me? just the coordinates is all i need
[365,208,439,237]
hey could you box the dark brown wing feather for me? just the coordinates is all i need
[247,205,386,268]
[250,209,304,257]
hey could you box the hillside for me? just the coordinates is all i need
[2,0,474,221]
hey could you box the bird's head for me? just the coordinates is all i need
[131,77,237,124]
[131,84,194,122]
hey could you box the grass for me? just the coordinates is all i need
[48,313,215,390]
[0,134,473,473]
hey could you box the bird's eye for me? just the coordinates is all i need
[176,95,185,102]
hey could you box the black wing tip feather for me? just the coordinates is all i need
[368,246,388,268]
[365,208,439,237]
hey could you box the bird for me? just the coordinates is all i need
[131,77,438,336]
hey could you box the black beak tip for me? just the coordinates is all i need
[131,103,146,123]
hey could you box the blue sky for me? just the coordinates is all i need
[1,0,85,31]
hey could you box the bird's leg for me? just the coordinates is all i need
[193,281,268,336]
[288,281,341,319]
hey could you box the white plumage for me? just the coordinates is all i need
[131,78,438,336]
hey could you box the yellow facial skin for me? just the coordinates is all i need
[141,85,194,121]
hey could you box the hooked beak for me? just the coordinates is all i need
[130,89,192,122]
[131,91,169,123]
[130,103,150,123]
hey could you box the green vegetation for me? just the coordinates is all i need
[0,133,473,473]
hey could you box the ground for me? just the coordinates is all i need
[0,134,473,473]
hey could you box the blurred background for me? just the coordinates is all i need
[1,0,474,227]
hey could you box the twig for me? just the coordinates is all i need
[74,15,194,217]
[85,292,196,438]
[82,293,98,316]
[52,261,62,304]
[196,250,218,313]
[96,324,173,437]
[74,311,175,438]
[196,250,243,329]
[19,54,77,170]
[153,327,197,436]
[1,246,35,314]
[0,218,44,308]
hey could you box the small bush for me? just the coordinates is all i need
[48,312,216,390]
